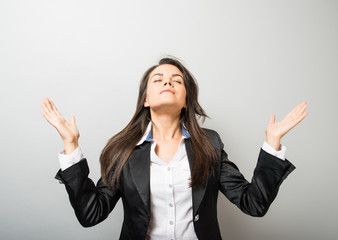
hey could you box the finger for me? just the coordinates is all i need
[295,110,308,124]
[288,101,307,120]
[43,97,54,113]
[44,98,64,121]
[70,115,76,126]
[289,104,307,123]
[48,98,59,112]
[40,101,62,123]
[41,99,51,114]
[45,97,58,116]
[49,98,58,111]
[40,109,55,125]
[289,112,308,131]
[294,102,307,117]
[286,102,303,118]
[49,99,64,119]
[40,101,51,114]
[289,109,308,130]
[40,108,48,120]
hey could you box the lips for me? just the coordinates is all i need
[160,89,174,94]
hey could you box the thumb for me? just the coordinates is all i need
[268,114,275,125]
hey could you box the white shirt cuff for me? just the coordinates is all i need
[262,141,286,160]
[58,146,84,171]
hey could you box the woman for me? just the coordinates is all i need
[40,57,308,240]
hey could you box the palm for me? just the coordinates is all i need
[40,97,79,143]
[266,101,308,138]
[265,101,308,150]
[56,119,79,142]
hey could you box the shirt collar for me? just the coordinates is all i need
[136,121,191,146]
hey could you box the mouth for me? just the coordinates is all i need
[160,89,174,94]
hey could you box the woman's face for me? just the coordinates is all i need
[144,64,187,112]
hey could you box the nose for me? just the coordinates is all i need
[164,79,172,86]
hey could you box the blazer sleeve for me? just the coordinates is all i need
[55,159,121,227]
[216,132,296,217]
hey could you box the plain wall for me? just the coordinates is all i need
[1,0,337,239]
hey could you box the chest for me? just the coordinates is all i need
[149,138,191,192]
[154,138,182,163]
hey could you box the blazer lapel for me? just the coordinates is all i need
[128,142,151,215]
[128,139,208,217]
[185,138,208,216]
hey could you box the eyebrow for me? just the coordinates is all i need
[150,73,184,79]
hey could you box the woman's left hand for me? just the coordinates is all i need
[265,101,308,150]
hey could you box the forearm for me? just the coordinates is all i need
[219,149,295,217]
[55,159,121,227]
[244,149,295,215]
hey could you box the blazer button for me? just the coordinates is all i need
[59,180,64,184]
[194,214,199,222]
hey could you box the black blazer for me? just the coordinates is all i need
[55,129,295,240]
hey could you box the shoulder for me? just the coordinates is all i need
[202,128,219,138]
[201,128,223,150]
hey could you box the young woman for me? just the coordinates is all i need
[40,57,308,240]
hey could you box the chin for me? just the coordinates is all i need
[150,103,184,113]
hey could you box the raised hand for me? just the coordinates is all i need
[265,101,308,151]
[40,97,80,154]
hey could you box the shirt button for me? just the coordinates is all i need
[169,184,173,188]
[169,220,173,225]
[194,214,199,222]
[167,167,171,171]
[169,203,173,207]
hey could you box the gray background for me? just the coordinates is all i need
[1,0,337,239]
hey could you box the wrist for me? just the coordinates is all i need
[265,135,281,151]
[64,141,79,155]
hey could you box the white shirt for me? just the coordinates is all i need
[137,122,197,240]
[58,124,286,240]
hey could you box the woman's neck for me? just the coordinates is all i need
[150,112,182,141]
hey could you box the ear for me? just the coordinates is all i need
[144,99,149,107]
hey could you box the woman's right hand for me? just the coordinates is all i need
[40,97,80,154]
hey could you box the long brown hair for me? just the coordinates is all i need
[100,57,218,189]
